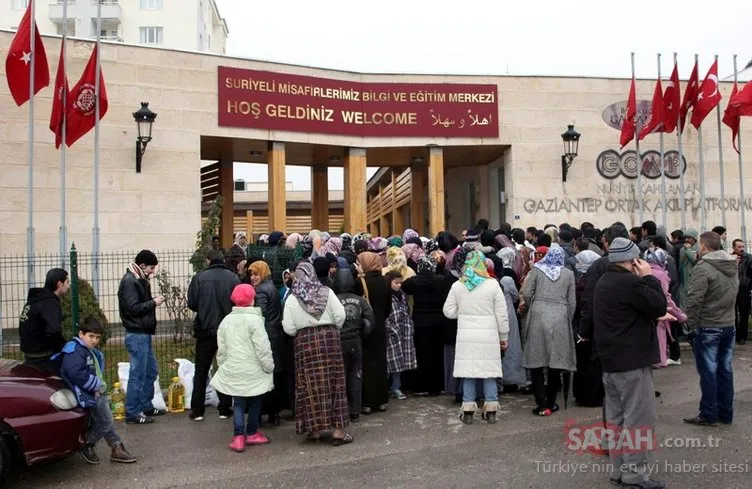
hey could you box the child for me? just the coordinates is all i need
[331,260,374,422]
[384,271,417,400]
[210,284,275,453]
[57,317,137,464]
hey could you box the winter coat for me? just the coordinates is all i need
[520,267,577,371]
[500,276,527,385]
[57,338,105,408]
[402,271,446,329]
[331,267,375,342]
[282,288,346,336]
[386,290,417,374]
[210,307,275,397]
[578,255,610,341]
[593,265,667,373]
[254,277,285,372]
[443,278,509,379]
[118,271,157,335]
[187,262,240,338]
[679,244,699,307]
[736,252,752,290]
[18,288,65,357]
[685,250,740,330]
[440,272,459,345]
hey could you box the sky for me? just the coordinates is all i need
[214,0,752,190]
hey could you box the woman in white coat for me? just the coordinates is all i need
[443,250,509,425]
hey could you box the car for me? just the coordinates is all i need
[0,359,88,485]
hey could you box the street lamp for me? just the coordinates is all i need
[561,124,581,182]
[133,102,157,173]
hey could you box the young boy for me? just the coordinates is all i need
[57,318,137,464]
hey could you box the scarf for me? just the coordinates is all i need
[285,233,303,249]
[417,255,437,274]
[387,236,404,248]
[424,239,439,254]
[644,247,668,269]
[358,251,383,273]
[322,237,343,256]
[497,247,516,269]
[248,260,272,282]
[128,262,148,281]
[291,261,330,320]
[403,228,419,243]
[574,250,601,275]
[460,250,490,291]
[369,237,388,252]
[451,247,469,278]
[402,243,425,263]
[495,234,515,250]
[385,247,411,278]
[534,244,566,281]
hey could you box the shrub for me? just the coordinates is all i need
[61,279,108,344]
[192,195,223,274]
[155,269,193,342]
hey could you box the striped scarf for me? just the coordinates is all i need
[128,262,147,281]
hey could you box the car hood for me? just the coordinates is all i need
[0,359,63,382]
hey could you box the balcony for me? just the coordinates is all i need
[48,1,76,22]
[93,0,122,23]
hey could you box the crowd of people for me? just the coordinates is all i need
[16,219,746,488]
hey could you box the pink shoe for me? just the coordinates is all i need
[228,435,246,452]
[245,432,270,446]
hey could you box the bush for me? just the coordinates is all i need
[155,269,193,342]
[61,279,108,344]
[192,195,223,274]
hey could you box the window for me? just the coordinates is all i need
[234,180,245,191]
[140,0,163,9]
[11,0,28,10]
[139,26,163,45]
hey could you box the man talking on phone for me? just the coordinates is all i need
[593,237,669,489]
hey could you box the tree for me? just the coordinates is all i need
[61,279,108,343]
[191,195,223,274]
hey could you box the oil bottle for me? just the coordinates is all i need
[110,382,126,421]
[167,377,185,413]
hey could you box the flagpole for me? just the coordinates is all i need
[92,0,102,297]
[658,53,667,229]
[632,52,644,224]
[714,54,726,228]
[59,0,68,266]
[675,52,687,230]
[27,0,36,286]
[734,55,747,244]
[695,54,707,231]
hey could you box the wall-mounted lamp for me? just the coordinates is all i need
[133,102,157,173]
[561,124,581,182]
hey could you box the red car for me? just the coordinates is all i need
[0,359,88,485]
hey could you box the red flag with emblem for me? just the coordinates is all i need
[639,79,664,140]
[724,81,752,153]
[662,63,681,133]
[49,46,69,148]
[65,46,108,147]
[4,1,50,106]
[620,78,637,148]
[679,61,699,133]
[690,60,723,129]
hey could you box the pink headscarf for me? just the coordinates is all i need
[401,243,424,263]
[285,233,303,249]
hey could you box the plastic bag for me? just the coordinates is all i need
[117,362,167,412]
[174,358,220,408]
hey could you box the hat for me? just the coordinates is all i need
[231,284,256,307]
[608,238,640,263]
[684,228,699,240]
[313,257,331,279]
[135,250,158,266]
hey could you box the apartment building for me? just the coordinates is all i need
[4,0,228,53]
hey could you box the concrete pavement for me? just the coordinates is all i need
[8,345,752,489]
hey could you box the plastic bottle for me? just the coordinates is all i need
[167,377,185,413]
[110,382,125,421]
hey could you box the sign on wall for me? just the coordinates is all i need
[595,149,687,179]
[217,66,499,137]
[602,100,652,131]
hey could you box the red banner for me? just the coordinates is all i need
[218,66,499,138]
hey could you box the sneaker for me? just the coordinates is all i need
[125,413,155,424]
[245,432,270,446]
[145,408,166,416]
[110,443,137,464]
[188,412,204,422]
[219,413,231,420]
[228,435,246,453]
[80,444,99,465]
[666,359,681,366]
[390,389,407,400]
[683,415,717,427]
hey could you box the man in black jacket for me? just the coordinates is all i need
[731,239,752,345]
[187,249,238,421]
[19,268,70,373]
[593,238,668,489]
[119,250,164,425]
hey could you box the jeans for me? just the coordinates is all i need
[735,288,750,343]
[191,336,231,416]
[461,378,498,403]
[233,395,262,436]
[342,339,363,416]
[693,327,735,423]
[88,394,121,447]
[390,372,402,392]
[124,332,158,419]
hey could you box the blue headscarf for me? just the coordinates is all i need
[533,244,566,281]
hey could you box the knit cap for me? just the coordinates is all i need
[608,238,640,263]
[231,284,256,307]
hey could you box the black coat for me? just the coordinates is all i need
[440,271,460,345]
[187,262,240,338]
[578,255,610,341]
[331,268,374,342]
[254,277,285,372]
[402,271,446,328]
[118,272,157,335]
[18,288,65,356]
[593,265,667,373]
[361,270,392,408]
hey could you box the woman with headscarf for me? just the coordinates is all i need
[267,231,285,247]
[496,248,527,390]
[401,256,446,396]
[520,245,577,416]
[322,237,343,257]
[226,232,248,272]
[495,233,525,280]
[248,260,286,426]
[431,249,447,274]
[384,271,417,400]
[403,228,419,244]
[497,247,521,291]
[285,233,303,250]
[443,250,509,424]
[644,246,685,368]
[282,262,351,445]
[357,252,392,414]
[387,236,404,248]
[382,247,416,279]
[402,243,425,272]
[369,237,389,267]
[442,247,467,401]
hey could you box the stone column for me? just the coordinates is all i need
[311,166,329,231]
[219,159,234,248]
[411,164,426,234]
[267,141,287,232]
[344,148,367,234]
[428,147,445,236]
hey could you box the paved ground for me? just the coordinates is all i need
[8,345,752,489]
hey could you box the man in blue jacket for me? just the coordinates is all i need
[57,318,136,465]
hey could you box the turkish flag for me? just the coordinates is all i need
[662,63,681,133]
[722,82,741,153]
[679,61,699,133]
[66,46,108,147]
[724,80,752,153]
[4,2,50,106]
[690,60,723,129]
[620,78,637,148]
[49,46,69,149]
[639,79,664,140]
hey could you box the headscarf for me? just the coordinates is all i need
[268,231,284,247]
[451,247,469,278]
[460,250,491,291]
[257,233,269,245]
[495,234,515,250]
[312,256,331,280]
[485,258,496,278]
[322,237,343,256]
[353,239,369,254]
[368,237,388,253]
[574,250,601,275]
[534,245,566,281]
[498,247,516,269]
[402,243,424,263]
[403,228,419,243]
[644,247,668,269]
[417,255,437,274]
[354,232,372,242]
[340,233,353,251]
[291,261,330,320]
[431,249,446,272]
[300,235,314,259]
[385,247,411,278]
[248,260,271,282]
[425,239,439,254]
[534,246,549,263]
[387,236,404,248]
[285,233,303,249]
[437,231,457,253]
[235,232,248,246]
[358,252,383,273]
